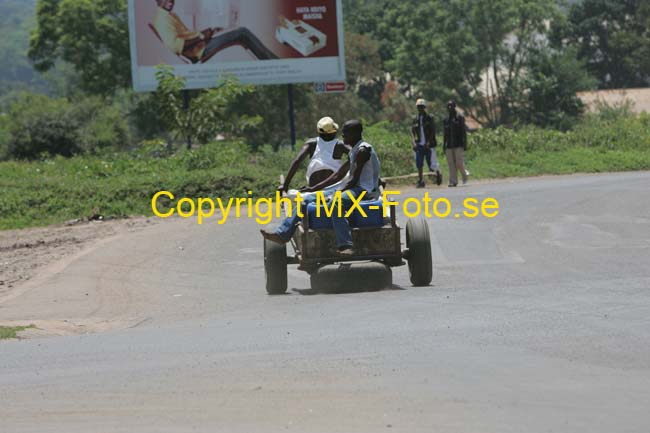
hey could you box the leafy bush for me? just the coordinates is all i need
[74,97,131,152]
[153,66,261,147]
[515,47,596,131]
[136,139,174,159]
[0,113,10,160]
[6,94,78,158]
[3,93,131,159]
[589,99,636,123]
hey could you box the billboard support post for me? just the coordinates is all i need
[288,84,296,150]
[183,89,191,150]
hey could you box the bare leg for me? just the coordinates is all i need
[446,148,458,186]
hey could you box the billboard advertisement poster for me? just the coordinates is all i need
[128,0,346,91]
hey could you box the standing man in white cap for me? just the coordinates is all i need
[411,99,442,188]
[278,117,351,193]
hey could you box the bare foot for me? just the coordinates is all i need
[260,229,286,244]
[337,246,354,256]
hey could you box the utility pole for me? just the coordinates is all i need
[288,84,296,149]
[183,89,191,150]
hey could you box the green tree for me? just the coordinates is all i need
[553,0,650,89]
[359,0,591,128]
[465,0,564,126]
[228,84,310,150]
[343,0,396,64]
[515,47,596,130]
[344,32,385,109]
[154,66,260,147]
[28,0,130,95]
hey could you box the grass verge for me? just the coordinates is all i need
[1,115,649,230]
[0,325,36,340]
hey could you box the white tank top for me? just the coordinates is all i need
[306,137,343,180]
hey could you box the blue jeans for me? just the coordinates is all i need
[274,195,315,242]
[331,186,365,248]
[274,186,366,248]
[415,145,432,170]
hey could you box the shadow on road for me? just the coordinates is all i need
[292,284,406,296]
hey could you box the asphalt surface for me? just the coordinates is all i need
[1,172,650,433]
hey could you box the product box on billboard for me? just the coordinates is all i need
[275,16,327,57]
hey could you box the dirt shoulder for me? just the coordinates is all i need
[1,172,645,339]
[0,217,160,304]
[0,171,636,299]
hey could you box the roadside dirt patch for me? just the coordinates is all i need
[0,217,160,303]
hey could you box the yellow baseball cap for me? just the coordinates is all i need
[416,98,426,107]
[317,117,339,134]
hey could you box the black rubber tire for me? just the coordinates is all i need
[406,217,433,286]
[264,239,288,295]
[310,262,392,293]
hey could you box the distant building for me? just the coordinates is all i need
[578,88,650,114]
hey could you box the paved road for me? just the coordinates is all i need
[1,173,649,433]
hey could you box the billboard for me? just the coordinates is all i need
[128,0,346,91]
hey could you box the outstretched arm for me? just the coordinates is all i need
[182,36,204,51]
[411,126,418,151]
[200,27,223,39]
[182,28,224,52]
[280,141,315,192]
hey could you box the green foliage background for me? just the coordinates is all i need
[2,115,649,230]
[1,0,650,229]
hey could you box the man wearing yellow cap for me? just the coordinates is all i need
[411,99,442,188]
[278,117,351,193]
[263,120,381,256]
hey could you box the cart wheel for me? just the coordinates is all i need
[310,262,392,293]
[264,239,287,295]
[406,217,433,286]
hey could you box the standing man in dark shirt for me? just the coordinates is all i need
[443,100,469,187]
[411,99,443,188]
